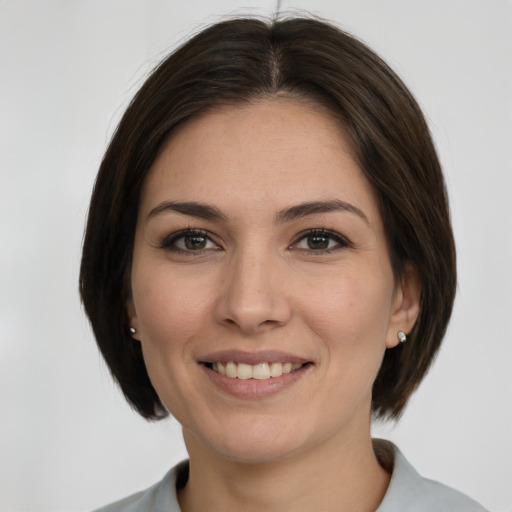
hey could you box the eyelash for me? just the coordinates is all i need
[159,229,220,255]
[291,228,352,254]
[159,228,352,255]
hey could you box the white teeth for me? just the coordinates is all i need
[269,362,283,377]
[252,363,270,380]
[237,363,252,380]
[211,361,304,380]
[225,361,237,378]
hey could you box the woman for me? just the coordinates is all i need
[80,16,487,511]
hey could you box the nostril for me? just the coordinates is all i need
[222,317,282,331]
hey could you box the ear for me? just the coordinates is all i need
[385,262,421,349]
[126,296,141,341]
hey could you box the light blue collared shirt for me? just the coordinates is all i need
[94,441,488,512]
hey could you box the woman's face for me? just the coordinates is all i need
[128,100,418,463]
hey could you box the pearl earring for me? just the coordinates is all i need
[129,327,137,335]
[397,331,407,343]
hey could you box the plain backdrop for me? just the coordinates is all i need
[1,1,511,511]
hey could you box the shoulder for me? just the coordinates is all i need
[375,440,489,512]
[92,460,187,512]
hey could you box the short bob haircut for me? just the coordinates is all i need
[80,16,456,420]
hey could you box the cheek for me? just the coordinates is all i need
[300,266,393,358]
[132,265,213,347]
[130,268,214,415]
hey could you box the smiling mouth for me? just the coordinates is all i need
[203,361,310,380]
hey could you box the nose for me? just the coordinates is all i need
[214,248,292,334]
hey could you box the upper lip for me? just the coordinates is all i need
[198,350,310,365]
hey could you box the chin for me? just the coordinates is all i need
[216,438,301,464]
[185,417,308,465]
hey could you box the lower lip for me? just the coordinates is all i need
[200,364,311,399]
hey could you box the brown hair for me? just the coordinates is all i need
[80,16,456,420]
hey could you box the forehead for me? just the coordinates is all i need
[139,99,379,224]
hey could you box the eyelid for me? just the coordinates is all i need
[158,227,351,254]
[159,228,221,252]
[290,228,353,252]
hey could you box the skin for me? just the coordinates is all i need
[127,99,420,512]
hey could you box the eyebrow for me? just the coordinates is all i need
[147,201,228,222]
[147,199,369,226]
[275,200,369,226]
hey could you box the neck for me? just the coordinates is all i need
[178,425,390,512]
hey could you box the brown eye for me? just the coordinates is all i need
[307,235,330,250]
[293,229,350,253]
[160,229,220,253]
[184,235,208,250]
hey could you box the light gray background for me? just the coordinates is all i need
[1,1,511,511]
